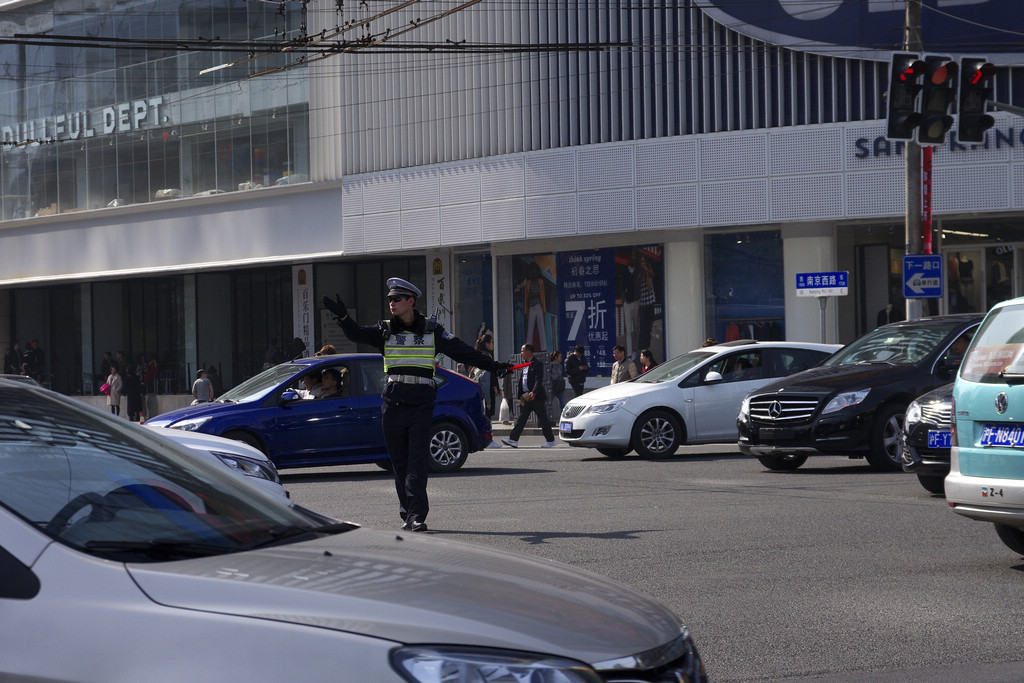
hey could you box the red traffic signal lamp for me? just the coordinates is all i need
[958,58,996,143]
[918,56,957,145]
[886,52,925,141]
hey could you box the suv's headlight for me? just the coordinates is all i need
[586,399,628,415]
[904,400,922,426]
[821,389,870,415]
[739,396,751,420]
[170,416,212,432]
[390,646,601,683]
[214,452,279,483]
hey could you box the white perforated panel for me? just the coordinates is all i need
[342,180,363,216]
[636,138,699,185]
[934,165,1010,213]
[363,212,402,252]
[1014,164,1024,208]
[440,164,480,205]
[526,195,577,237]
[700,135,766,181]
[480,157,525,201]
[636,185,699,229]
[701,179,768,225]
[400,169,439,210]
[525,150,576,196]
[361,174,401,214]
[846,170,903,217]
[480,198,525,241]
[341,214,364,252]
[578,189,634,234]
[577,145,634,191]
[401,207,441,248]
[441,203,482,244]
[771,175,844,221]
[770,128,842,175]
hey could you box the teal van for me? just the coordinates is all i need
[946,296,1024,555]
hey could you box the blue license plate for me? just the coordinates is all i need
[980,423,1024,448]
[927,430,951,448]
[560,421,572,432]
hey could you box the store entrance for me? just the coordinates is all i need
[943,245,1017,314]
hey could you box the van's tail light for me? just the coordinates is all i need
[950,395,957,447]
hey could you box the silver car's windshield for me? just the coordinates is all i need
[217,363,311,402]
[635,351,714,382]
[823,322,963,367]
[0,385,342,562]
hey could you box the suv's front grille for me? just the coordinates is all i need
[749,396,819,423]
[562,404,586,420]
[920,402,951,427]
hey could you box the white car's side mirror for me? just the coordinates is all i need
[704,371,723,383]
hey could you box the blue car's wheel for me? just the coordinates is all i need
[429,422,468,473]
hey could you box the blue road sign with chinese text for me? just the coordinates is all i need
[903,255,943,299]
[796,271,848,297]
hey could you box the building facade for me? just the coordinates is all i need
[1,0,1022,395]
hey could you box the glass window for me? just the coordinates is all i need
[705,231,785,343]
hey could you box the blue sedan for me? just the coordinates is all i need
[146,355,491,472]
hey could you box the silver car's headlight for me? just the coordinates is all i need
[170,416,212,432]
[904,400,922,427]
[214,452,280,483]
[821,389,870,415]
[390,646,601,683]
[586,399,628,415]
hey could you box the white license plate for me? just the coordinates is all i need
[980,423,1024,448]
[560,421,573,432]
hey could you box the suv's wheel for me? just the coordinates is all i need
[631,410,682,459]
[756,453,808,471]
[865,404,905,471]
[428,422,469,473]
[917,473,945,495]
[994,523,1024,555]
[597,447,631,458]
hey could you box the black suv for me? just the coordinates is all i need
[737,314,982,472]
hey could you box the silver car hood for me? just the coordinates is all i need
[128,527,681,664]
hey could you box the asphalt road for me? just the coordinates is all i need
[281,438,1024,682]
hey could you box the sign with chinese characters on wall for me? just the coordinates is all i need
[292,265,313,357]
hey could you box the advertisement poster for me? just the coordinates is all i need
[553,245,664,376]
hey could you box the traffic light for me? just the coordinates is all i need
[886,53,925,141]
[917,56,957,145]
[958,58,995,143]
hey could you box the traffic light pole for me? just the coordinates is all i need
[904,0,924,321]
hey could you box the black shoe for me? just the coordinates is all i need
[401,519,428,532]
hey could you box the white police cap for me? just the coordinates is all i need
[386,277,421,298]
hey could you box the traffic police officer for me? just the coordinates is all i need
[323,277,510,532]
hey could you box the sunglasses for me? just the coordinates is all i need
[387,295,409,303]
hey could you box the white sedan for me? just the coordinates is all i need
[559,340,840,458]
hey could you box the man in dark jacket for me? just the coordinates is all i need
[323,278,510,533]
[501,343,557,449]
[565,344,589,396]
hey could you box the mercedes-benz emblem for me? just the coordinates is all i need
[996,392,1008,414]
[768,401,783,419]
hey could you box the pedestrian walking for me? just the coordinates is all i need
[501,343,557,449]
[191,369,214,404]
[610,345,638,384]
[548,350,568,413]
[323,277,511,533]
[565,344,589,396]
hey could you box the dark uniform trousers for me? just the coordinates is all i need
[381,382,435,523]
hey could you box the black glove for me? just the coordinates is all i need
[322,294,348,319]
[494,362,513,379]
